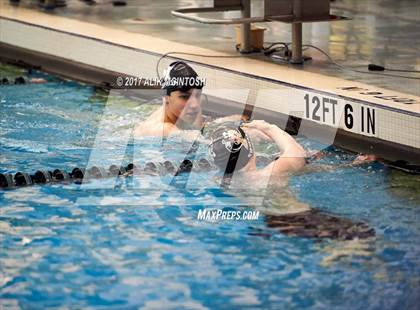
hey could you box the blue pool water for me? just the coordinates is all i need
[1,66,419,309]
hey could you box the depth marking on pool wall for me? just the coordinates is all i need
[304,93,339,126]
[302,91,377,137]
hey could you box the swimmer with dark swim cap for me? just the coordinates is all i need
[209,120,306,179]
[134,61,206,137]
[161,61,204,96]
[209,125,255,175]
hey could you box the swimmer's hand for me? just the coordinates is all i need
[352,154,380,165]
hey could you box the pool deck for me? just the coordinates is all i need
[0,1,419,165]
[3,0,419,96]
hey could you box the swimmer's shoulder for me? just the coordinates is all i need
[134,105,171,137]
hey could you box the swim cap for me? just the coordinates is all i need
[209,125,254,174]
[161,61,204,95]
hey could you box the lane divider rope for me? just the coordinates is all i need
[0,158,214,189]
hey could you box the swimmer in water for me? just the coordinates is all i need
[134,61,246,138]
[209,121,375,240]
[209,119,306,184]
[134,61,206,137]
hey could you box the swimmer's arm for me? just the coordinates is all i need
[244,121,305,174]
[246,128,272,143]
[305,153,380,170]
[266,127,306,174]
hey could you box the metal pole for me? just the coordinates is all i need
[291,0,303,64]
[240,0,252,53]
[291,23,303,64]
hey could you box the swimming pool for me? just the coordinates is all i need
[1,64,419,309]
